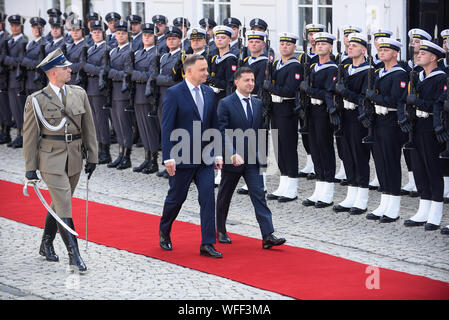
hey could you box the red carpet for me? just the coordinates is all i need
[1,179,448,300]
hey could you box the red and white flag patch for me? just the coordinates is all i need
[400,81,407,88]
[231,65,237,71]
[444,85,447,91]
[295,73,301,80]
[332,76,337,82]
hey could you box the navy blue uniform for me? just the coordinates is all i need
[242,54,269,96]
[0,32,13,138]
[207,52,238,102]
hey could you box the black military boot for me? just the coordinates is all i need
[117,147,132,170]
[39,212,59,262]
[98,143,112,164]
[143,152,159,174]
[107,145,124,168]
[0,126,11,144]
[133,150,150,172]
[11,134,23,148]
[57,218,87,273]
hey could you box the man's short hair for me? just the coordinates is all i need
[234,66,254,80]
[183,54,206,72]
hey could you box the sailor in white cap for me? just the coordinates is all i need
[339,25,363,66]
[372,29,394,69]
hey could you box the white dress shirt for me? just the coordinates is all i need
[235,89,253,119]
[49,82,66,104]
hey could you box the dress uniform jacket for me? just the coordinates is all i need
[21,38,47,93]
[156,49,182,119]
[0,32,12,128]
[243,55,269,96]
[208,52,238,102]
[66,39,88,85]
[45,37,65,55]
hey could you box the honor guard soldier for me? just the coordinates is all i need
[3,14,28,149]
[297,23,326,179]
[155,26,183,178]
[106,20,134,170]
[0,12,13,145]
[187,27,208,57]
[84,12,99,47]
[299,32,339,208]
[247,18,275,60]
[439,29,449,203]
[83,20,112,165]
[45,16,66,55]
[223,17,242,57]
[152,15,168,55]
[66,18,88,86]
[21,17,47,96]
[105,12,121,48]
[333,33,371,214]
[62,12,74,44]
[364,37,408,222]
[45,8,62,42]
[264,32,303,202]
[22,48,98,272]
[173,17,191,53]
[337,25,362,66]
[372,29,393,69]
[131,23,160,174]
[402,40,447,230]
[199,18,218,57]
[127,15,143,51]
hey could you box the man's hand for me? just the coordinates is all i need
[215,157,223,170]
[84,163,96,180]
[231,154,245,167]
[165,160,176,176]
[25,171,39,181]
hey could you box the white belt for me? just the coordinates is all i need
[343,100,356,110]
[416,110,431,118]
[271,94,295,103]
[375,105,396,115]
[310,98,324,105]
[210,86,223,94]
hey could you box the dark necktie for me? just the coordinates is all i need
[243,98,253,126]
[59,88,66,107]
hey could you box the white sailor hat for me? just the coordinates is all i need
[313,32,336,44]
[408,28,432,40]
[187,27,207,39]
[305,23,326,33]
[279,32,299,44]
[373,29,393,38]
[343,25,362,35]
[348,33,368,47]
[37,48,72,72]
[213,25,234,38]
[419,40,445,58]
[440,29,449,40]
[377,37,402,51]
[247,30,266,41]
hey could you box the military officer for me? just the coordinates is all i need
[105,12,121,48]
[364,37,408,223]
[45,16,66,55]
[264,32,303,202]
[402,40,447,231]
[127,14,143,51]
[223,17,242,57]
[0,12,13,145]
[22,48,98,273]
[66,18,89,86]
[45,8,62,42]
[3,14,28,149]
[187,27,208,57]
[83,20,112,165]
[152,15,168,55]
[131,23,159,174]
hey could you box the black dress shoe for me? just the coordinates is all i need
[262,234,286,249]
[424,223,440,231]
[349,207,367,215]
[404,219,426,227]
[236,188,249,195]
[369,185,379,191]
[379,215,399,223]
[400,189,410,196]
[266,193,280,200]
[200,244,223,258]
[298,171,308,178]
[302,199,316,207]
[107,152,124,168]
[217,232,232,244]
[307,173,316,180]
[409,191,419,198]
[278,196,297,203]
[366,213,381,220]
[315,201,333,209]
[156,169,167,177]
[340,179,348,186]
[441,226,449,235]
[333,204,351,213]
[159,231,172,251]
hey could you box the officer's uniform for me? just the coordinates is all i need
[264,32,303,202]
[128,15,143,51]
[152,15,168,55]
[22,48,97,273]
[402,41,447,230]
[187,27,208,58]
[333,33,371,214]
[83,20,112,164]
[131,23,160,174]
[3,15,28,148]
[300,32,339,208]
[65,19,89,86]
[105,12,121,48]
[365,38,409,223]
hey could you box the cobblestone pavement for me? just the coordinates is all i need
[1,137,448,300]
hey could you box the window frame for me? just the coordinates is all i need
[296,0,333,50]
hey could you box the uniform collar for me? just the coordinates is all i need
[49,82,66,97]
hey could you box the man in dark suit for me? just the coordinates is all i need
[159,54,224,258]
[215,67,286,249]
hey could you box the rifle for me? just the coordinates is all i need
[403,43,417,150]
[333,28,344,137]
[75,27,88,88]
[15,40,27,96]
[362,30,375,144]
[237,18,247,68]
[99,24,112,110]
[33,35,46,87]
[121,27,135,112]
[259,30,272,129]
[205,19,211,73]
[297,24,311,134]
[146,31,160,118]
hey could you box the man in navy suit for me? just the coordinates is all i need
[216,67,286,249]
[159,54,224,258]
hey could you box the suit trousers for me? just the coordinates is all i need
[135,103,160,152]
[216,165,274,238]
[160,165,216,245]
[111,99,134,148]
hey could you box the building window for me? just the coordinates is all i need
[122,1,145,20]
[298,0,332,45]
[203,0,231,25]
